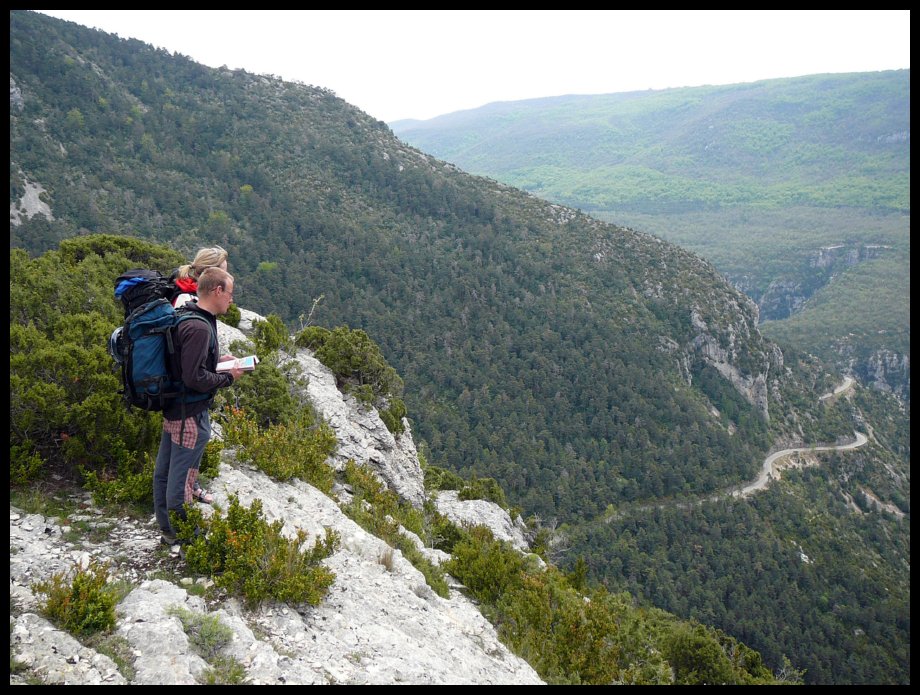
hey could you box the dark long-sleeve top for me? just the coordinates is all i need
[163,304,233,421]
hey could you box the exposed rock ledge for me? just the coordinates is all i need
[220,310,425,507]
[688,308,779,420]
[10,175,54,227]
[435,490,530,553]
[10,458,542,685]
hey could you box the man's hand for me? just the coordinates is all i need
[218,356,245,381]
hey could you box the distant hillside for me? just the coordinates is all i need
[10,12,909,684]
[392,73,909,215]
[761,248,910,400]
[392,73,911,397]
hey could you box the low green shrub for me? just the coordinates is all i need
[203,656,248,685]
[458,475,508,509]
[446,526,526,606]
[379,398,407,436]
[176,495,339,609]
[10,447,43,487]
[167,606,234,660]
[225,357,300,429]
[199,440,223,480]
[82,453,155,506]
[423,464,507,508]
[250,314,292,358]
[428,511,465,553]
[167,606,248,684]
[32,560,118,636]
[217,303,241,328]
[343,461,424,537]
[292,325,330,352]
[423,463,466,492]
[351,383,376,408]
[223,408,336,493]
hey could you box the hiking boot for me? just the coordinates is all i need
[160,531,178,546]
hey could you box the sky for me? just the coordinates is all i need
[36,10,910,123]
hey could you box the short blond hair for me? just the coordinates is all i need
[177,246,228,280]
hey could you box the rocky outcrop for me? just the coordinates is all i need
[11,613,126,685]
[858,349,910,400]
[756,278,807,320]
[625,229,781,421]
[10,75,24,110]
[752,244,891,321]
[9,458,542,685]
[687,307,781,421]
[217,311,425,508]
[809,244,886,271]
[10,175,54,227]
[291,350,425,507]
[434,491,530,553]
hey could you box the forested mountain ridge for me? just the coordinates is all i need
[392,71,910,402]
[10,11,908,684]
[392,72,909,215]
[10,9,793,519]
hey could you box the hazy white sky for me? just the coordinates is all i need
[36,10,910,123]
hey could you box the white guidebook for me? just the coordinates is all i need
[216,355,259,372]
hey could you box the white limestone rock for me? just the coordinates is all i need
[434,490,530,552]
[290,349,426,507]
[11,613,126,685]
[216,311,426,508]
[208,461,541,685]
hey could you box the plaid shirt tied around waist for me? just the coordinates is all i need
[163,416,199,448]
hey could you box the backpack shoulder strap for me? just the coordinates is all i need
[174,309,218,353]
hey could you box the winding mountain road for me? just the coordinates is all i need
[731,431,868,498]
[819,375,856,401]
[732,375,866,498]
[607,377,869,521]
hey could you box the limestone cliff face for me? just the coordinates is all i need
[10,75,24,110]
[10,308,540,685]
[738,243,891,322]
[10,175,54,227]
[635,242,782,421]
[588,220,783,422]
[857,349,910,400]
[686,306,782,421]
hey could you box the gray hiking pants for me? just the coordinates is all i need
[153,409,210,536]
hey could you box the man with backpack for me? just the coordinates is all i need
[155,266,245,547]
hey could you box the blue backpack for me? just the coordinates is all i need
[109,270,215,412]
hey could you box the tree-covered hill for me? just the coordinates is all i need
[573,383,910,685]
[761,248,910,400]
[392,72,911,398]
[9,11,909,683]
[10,9,787,520]
[392,73,909,215]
